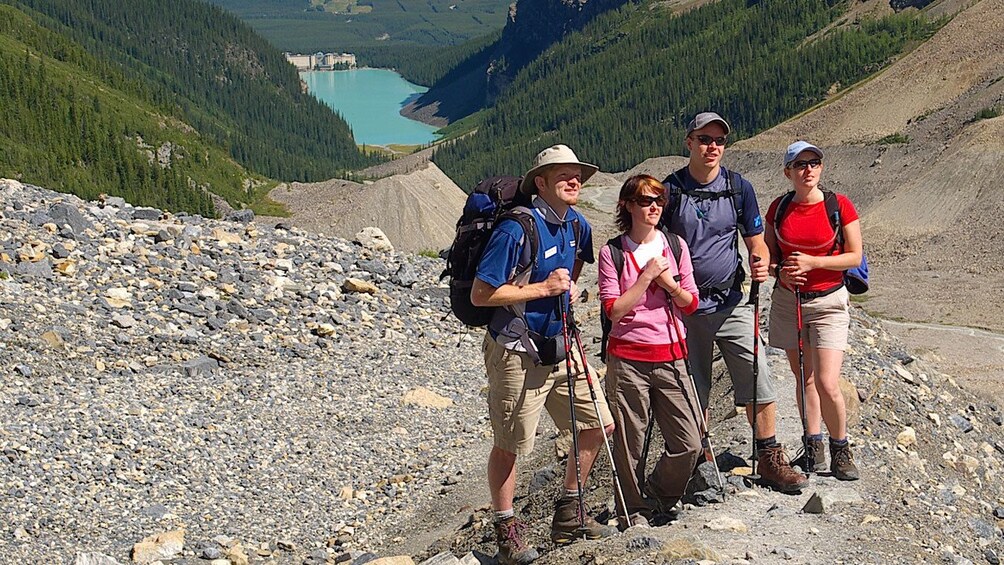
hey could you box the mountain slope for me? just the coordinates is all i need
[430,0,942,190]
[0,0,381,215]
[728,0,1004,331]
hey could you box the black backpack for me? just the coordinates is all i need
[441,176,539,327]
[599,230,683,362]
[773,190,869,295]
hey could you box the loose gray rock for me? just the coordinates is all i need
[226,209,255,223]
[951,414,974,433]
[49,202,93,236]
[131,207,162,221]
[801,488,866,514]
[74,553,122,565]
[14,258,53,280]
[626,535,663,551]
[182,355,219,377]
[420,552,462,565]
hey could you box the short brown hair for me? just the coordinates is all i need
[615,175,667,233]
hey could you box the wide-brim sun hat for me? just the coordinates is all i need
[519,144,599,195]
[784,140,824,168]
[686,111,731,135]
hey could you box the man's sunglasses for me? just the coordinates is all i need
[691,134,727,147]
[633,195,667,207]
[789,158,823,171]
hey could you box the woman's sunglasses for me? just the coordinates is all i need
[633,195,667,207]
[789,159,822,171]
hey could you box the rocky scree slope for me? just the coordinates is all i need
[413,280,1004,565]
[0,178,488,563]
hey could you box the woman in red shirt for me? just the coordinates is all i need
[765,141,863,481]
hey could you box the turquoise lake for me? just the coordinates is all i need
[301,69,441,147]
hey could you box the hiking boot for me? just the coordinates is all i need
[642,480,681,516]
[756,445,808,493]
[791,438,827,473]
[830,442,860,481]
[550,496,616,545]
[494,516,539,565]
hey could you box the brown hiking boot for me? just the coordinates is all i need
[550,496,616,545]
[791,438,827,473]
[830,442,860,481]
[642,480,681,516]
[494,516,539,565]
[757,445,809,493]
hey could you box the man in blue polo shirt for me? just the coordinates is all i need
[660,112,807,493]
[472,144,615,563]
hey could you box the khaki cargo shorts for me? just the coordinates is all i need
[769,286,850,351]
[483,334,612,456]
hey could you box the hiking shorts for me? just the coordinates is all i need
[769,286,850,351]
[483,334,612,456]
[682,301,775,409]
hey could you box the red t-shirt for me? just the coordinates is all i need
[766,193,859,293]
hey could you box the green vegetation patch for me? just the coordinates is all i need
[432,0,942,189]
[877,133,911,145]
[965,106,1002,124]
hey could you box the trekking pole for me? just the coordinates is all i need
[559,294,587,538]
[668,302,726,497]
[566,303,632,529]
[639,406,655,487]
[749,268,761,482]
[794,285,812,476]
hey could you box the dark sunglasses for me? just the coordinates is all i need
[633,195,667,207]
[789,158,822,170]
[692,134,727,147]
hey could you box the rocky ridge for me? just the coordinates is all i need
[0,178,488,564]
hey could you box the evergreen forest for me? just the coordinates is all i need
[205,0,511,56]
[432,0,943,190]
[0,0,381,214]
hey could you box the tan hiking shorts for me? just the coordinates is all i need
[769,286,850,351]
[483,334,612,456]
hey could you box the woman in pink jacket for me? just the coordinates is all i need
[598,174,701,528]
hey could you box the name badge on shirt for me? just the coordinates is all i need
[544,246,558,259]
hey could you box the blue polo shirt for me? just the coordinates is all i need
[662,166,763,315]
[476,198,594,342]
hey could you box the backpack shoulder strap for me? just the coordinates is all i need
[773,190,797,230]
[605,234,625,276]
[662,166,688,215]
[727,169,744,225]
[822,190,843,245]
[498,207,539,276]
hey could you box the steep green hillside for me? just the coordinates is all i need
[0,6,230,215]
[9,0,381,181]
[433,0,943,189]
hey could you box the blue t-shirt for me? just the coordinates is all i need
[476,199,594,340]
[661,166,763,315]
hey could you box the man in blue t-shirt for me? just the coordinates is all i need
[661,112,807,493]
[472,144,615,563]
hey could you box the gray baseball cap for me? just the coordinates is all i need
[686,112,731,135]
[783,141,824,168]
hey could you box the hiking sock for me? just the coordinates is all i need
[494,509,514,522]
[829,437,849,448]
[806,433,824,443]
[564,489,579,500]
[755,436,779,451]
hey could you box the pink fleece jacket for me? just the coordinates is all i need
[598,232,699,362]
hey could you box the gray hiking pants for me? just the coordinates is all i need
[683,301,775,410]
